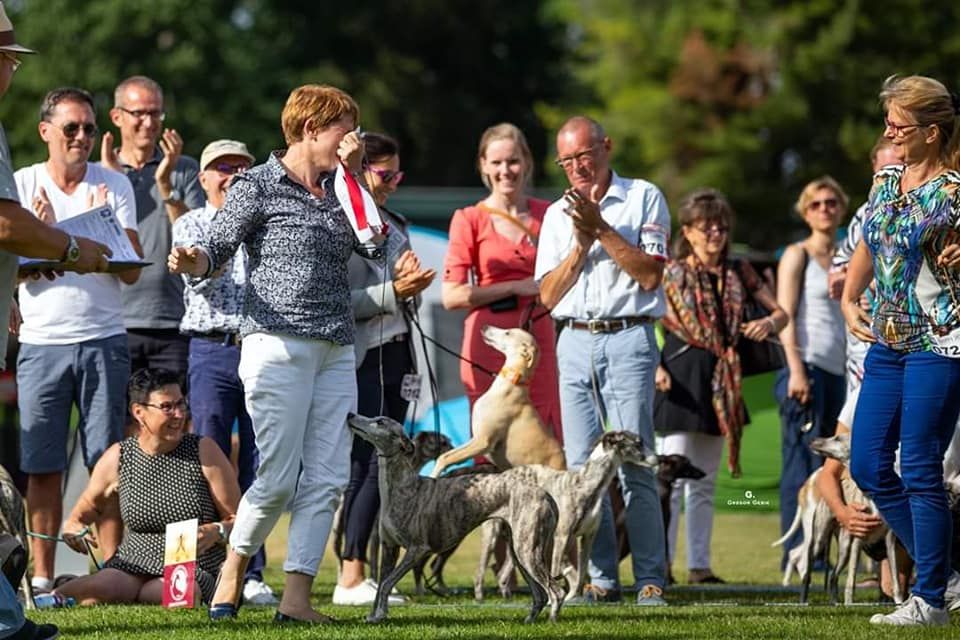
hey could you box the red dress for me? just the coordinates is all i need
[442,199,562,442]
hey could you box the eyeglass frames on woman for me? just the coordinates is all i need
[884,117,923,137]
[807,198,838,211]
[118,107,166,122]
[691,223,729,236]
[1,51,21,72]
[139,399,189,415]
[367,167,404,185]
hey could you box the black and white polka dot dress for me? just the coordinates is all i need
[103,433,225,602]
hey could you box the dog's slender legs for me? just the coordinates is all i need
[368,547,427,624]
[569,528,597,601]
[427,549,453,596]
[832,530,850,605]
[843,537,861,605]
[799,510,816,604]
[885,531,903,604]
[474,520,498,601]
[430,436,495,479]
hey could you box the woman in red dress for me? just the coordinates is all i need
[442,123,562,441]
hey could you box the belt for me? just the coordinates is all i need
[377,334,407,346]
[188,331,241,347]
[564,316,655,334]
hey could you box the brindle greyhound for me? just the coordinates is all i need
[474,431,658,602]
[347,413,566,624]
[332,431,453,582]
[0,465,34,609]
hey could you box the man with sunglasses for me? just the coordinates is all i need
[535,116,671,606]
[171,140,276,606]
[101,76,204,387]
[12,87,142,597]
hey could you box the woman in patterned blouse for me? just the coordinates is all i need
[58,369,240,605]
[653,189,784,584]
[168,85,369,624]
[842,75,960,626]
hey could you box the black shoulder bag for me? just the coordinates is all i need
[733,259,789,377]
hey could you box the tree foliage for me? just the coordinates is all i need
[2,0,569,189]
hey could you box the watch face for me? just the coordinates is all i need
[67,237,81,262]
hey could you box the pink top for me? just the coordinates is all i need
[443,199,562,440]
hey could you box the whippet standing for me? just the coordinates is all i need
[347,413,566,624]
[475,431,658,602]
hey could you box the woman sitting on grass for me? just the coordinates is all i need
[56,368,241,605]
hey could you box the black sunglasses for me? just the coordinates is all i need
[50,121,99,139]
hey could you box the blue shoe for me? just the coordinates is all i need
[208,602,239,620]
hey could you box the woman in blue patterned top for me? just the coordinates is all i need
[842,75,960,626]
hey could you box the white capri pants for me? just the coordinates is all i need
[230,332,356,575]
[658,431,724,571]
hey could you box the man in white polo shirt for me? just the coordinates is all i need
[14,87,141,593]
[535,116,670,606]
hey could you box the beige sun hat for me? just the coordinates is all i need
[0,2,35,54]
[200,139,255,171]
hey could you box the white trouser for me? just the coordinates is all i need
[231,332,356,575]
[658,431,724,571]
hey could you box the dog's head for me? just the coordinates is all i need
[595,431,658,468]
[412,431,453,468]
[810,433,851,463]
[657,454,706,484]
[481,325,539,372]
[347,414,415,459]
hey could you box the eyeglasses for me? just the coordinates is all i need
[117,107,166,122]
[139,399,189,415]
[555,144,601,170]
[366,167,404,185]
[807,197,839,211]
[884,117,922,137]
[49,121,99,139]
[208,162,249,176]
[1,51,21,72]
[691,223,730,236]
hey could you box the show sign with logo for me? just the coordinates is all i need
[162,518,198,608]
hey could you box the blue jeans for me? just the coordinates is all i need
[557,323,664,591]
[0,572,24,639]
[850,343,960,609]
[774,363,845,558]
[188,337,265,582]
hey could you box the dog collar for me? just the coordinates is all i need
[498,366,529,386]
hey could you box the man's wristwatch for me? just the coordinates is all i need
[61,235,80,263]
[162,188,183,205]
[214,521,227,543]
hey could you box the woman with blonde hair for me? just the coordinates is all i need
[442,123,562,442]
[169,84,367,624]
[843,75,960,626]
[775,175,848,562]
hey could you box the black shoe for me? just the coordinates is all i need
[208,603,239,621]
[8,619,60,640]
[273,611,335,625]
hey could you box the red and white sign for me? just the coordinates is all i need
[162,518,198,609]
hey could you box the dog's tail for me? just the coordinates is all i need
[771,506,801,548]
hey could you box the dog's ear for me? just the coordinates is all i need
[400,435,415,456]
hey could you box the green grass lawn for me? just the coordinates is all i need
[29,510,960,637]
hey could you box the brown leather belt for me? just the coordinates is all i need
[564,316,656,334]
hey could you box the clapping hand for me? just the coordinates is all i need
[563,187,605,247]
[32,187,56,225]
[100,131,122,172]
[156,129,184,198]
[393,250,435,299]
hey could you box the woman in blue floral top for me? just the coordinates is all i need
[842,75,960,626]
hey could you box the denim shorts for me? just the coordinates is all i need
[17,333,130,473]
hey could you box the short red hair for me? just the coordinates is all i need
[281,84,359,145]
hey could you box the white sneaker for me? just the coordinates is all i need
[242,579,279,606]
[945,570,960,612]
[333,579,407,605]
[869,595,948,626]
